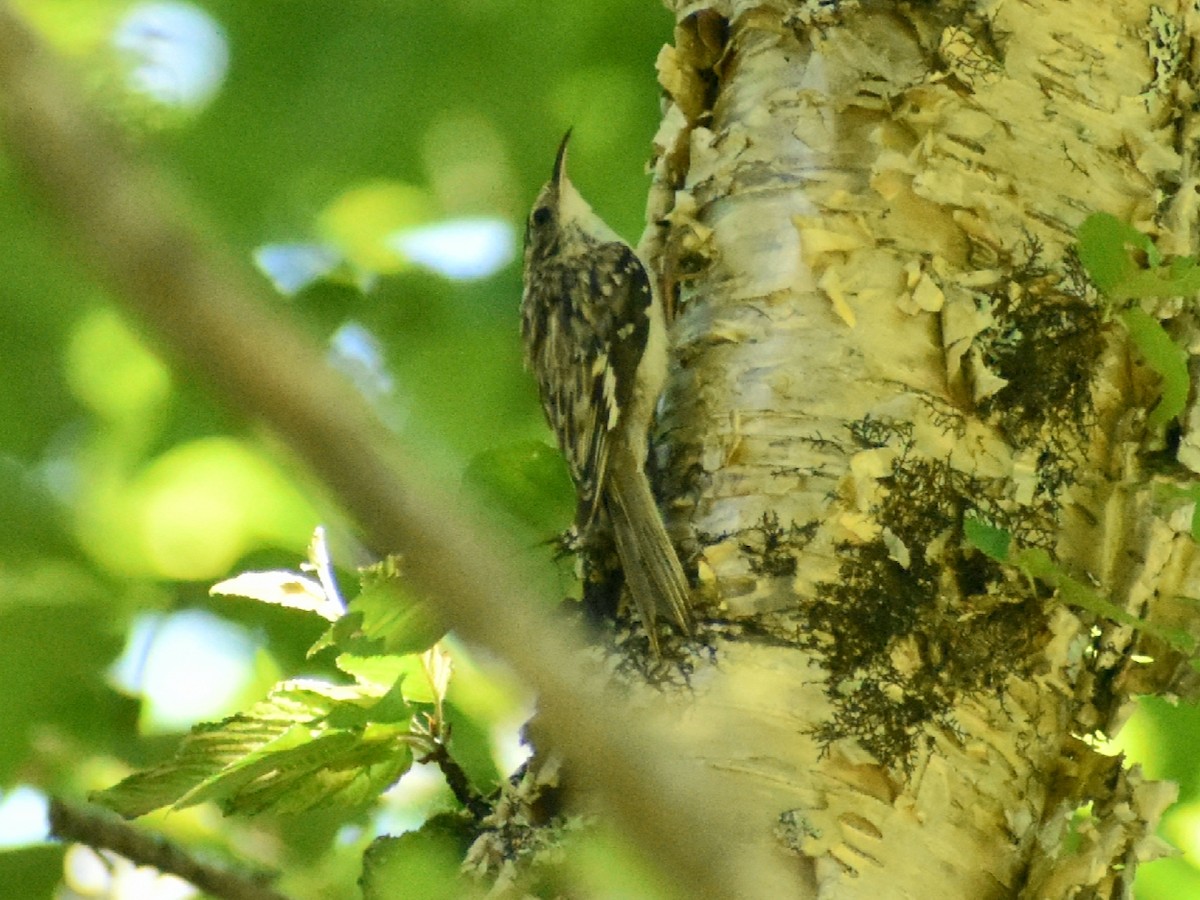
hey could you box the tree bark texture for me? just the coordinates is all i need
[635,1,1198,896]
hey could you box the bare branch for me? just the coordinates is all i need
[49,798,290,900]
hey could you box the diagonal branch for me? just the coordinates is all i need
[49,798,290,900]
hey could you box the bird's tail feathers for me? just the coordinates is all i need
[607,456,693,654]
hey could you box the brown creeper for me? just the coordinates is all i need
[520,131,693,655]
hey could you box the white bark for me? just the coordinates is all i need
[631,1,1198,896]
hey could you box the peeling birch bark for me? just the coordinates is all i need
[627,1,1200,896]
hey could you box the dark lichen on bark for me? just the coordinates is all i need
[804,414,1057,769]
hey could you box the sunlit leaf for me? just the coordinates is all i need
[181,727,410,816]
[92,680,416,818]
[335,653,409,691]
[356,655,439,706]
[324,677,412,729]
[210,570,343,621]
[309,610,374,659]
[421,645,452,710]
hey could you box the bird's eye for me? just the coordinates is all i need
[531,206,553,228]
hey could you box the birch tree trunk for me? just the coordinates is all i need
[616,1,1199,896]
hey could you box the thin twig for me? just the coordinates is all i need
[49,798,291,900]
[425,742,493,822]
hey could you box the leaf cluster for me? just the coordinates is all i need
[93,530,492,827]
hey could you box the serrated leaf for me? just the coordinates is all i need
[177,725,349,807]
[96,684,322,815]
[92,679,417,818]
[963,517,1010,562]
[1121,307,1189,429]
[183,728,411,815]
[91,710,312,818]
[211,570,343,621]
[325,676,412,728]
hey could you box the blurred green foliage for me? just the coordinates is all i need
[0,0,669,896]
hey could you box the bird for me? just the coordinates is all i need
[520,130,693,655]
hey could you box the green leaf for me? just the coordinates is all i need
[463,440,575,534]
[1013,547,1131,621]
[210,570,343,621]
[92,680,416,818]
[334,653,409,691]
[1120,262,1200,299]
[325,676,412,728]
[1076,212,1153,295]
[309,610,377,658]
[1011,547,1195,653]
[182,727,411,815]
[363,680,414,725]
[443,700,502,796]
[179,727,358,808]
[333,650,447,708]
[1074,215,1194,430]
[351,569,445,656]
[92,719,289,819]
[962,517,1011,562]
[361,817,478,900]
[961,514,1197,655]
[0,846,67,900]
[1076,212,1200,300]
[1121,307,1190,429]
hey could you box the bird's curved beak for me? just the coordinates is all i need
[552,128,572,186]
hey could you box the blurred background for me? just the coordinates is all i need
[0,1,669,896]
[0,1,1197,898]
